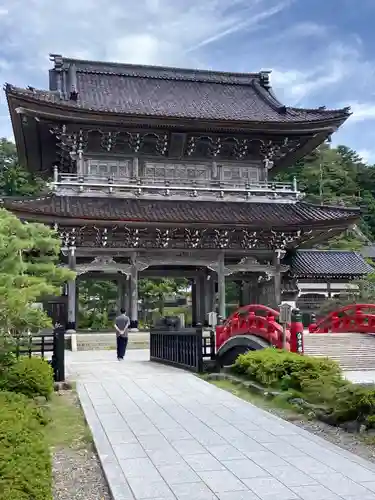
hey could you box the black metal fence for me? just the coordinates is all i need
[13,325,66,382]
[150,324,216,372]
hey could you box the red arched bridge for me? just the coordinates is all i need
[215,304,303,366]
[150,303,375,371]
[308,303,375,334]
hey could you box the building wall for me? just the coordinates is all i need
[83,156,262,185]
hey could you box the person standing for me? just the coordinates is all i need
[115,308,130,360]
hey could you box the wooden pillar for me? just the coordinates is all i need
[195,275,202,325]
[76,150,84,176]
[133,157,139,179]
[205,274,216,315]
[117,275,128,312]
[249,275,260,304]
[273,250,282,308]
[67,250,76,331]
[125,277,131,314]
[191,279,197,326]
[117,276,122,311]
[238,280,244,307]
[218,252,226,319]
[242,280,251,306]
[195,274,206,325]
[130,253,138,330]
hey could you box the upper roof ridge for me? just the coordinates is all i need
[49,54,266,85]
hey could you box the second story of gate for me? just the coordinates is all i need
[5,55,350,203]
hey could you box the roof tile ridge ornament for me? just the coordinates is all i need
[5,83,62,101]
[301,200,360,212]
[288,104,352,117]
[49,54,64,97]
[251,73,287,114]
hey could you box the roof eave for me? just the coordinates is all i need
[5,92,28,169]
[295,273,366,279]
[3,204,361,231]
[271,117,349,175]
[6,89,349,134]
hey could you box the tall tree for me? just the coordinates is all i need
[0,138,44,196]
[274,143,375,245]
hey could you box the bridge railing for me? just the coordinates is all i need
[150,325,216,372]
[215,304,292,351]
[309,304,375,334]
[12,326,66,382]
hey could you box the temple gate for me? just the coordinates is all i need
[3,55,369,331]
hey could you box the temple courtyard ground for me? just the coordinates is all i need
[67,350,375,500]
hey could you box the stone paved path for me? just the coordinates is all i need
[67,350,375,500]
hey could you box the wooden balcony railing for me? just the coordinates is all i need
[51,167,301,202]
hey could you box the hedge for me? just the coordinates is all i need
[0,356,54,399]
[0,391,52,500]
[232,348,342,391]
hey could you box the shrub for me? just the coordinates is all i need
[0,356,54,400]
[328,385,375,424]
[0,333,17,374]
[232,348,341,391]
[0,391,52,500]
[233,348,375,426]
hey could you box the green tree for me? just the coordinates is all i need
[78,279,118,329]
[274,143,375,246]
[0,208,74,336]
[139,278,185,315]
[0,138,44,196]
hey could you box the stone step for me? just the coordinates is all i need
[303,333,375,370]
[75,332,150,351]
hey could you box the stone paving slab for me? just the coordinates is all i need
[67,350,375,500]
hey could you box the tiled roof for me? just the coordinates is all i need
[2,196,360,227]
[289,250,373,278]
[361,245,375,258]
[4,57,351,124]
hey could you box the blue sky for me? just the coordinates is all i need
[1,0,375,162]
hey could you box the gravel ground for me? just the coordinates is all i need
[53,446,112,500]
[262,405,375,464]
[51,390,112,500]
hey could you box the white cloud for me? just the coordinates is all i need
[345,102,375,123]
[0,0,292,72]
[0,0,375,160]
[357,149,375,164]
[0,0,294,138]
[184,0,293,53]
[270,40,375,109]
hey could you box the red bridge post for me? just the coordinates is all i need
[290,308,304,354]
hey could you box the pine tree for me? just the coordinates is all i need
[0,209,74,335]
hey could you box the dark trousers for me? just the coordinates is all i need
[116,335,128,359]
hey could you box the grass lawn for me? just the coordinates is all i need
[46,390,92,450]
[206,377,299,418]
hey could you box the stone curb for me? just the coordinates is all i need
[205,371,282,399]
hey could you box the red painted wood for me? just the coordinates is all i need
[215,304,293,351]
[309,303,375,334]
